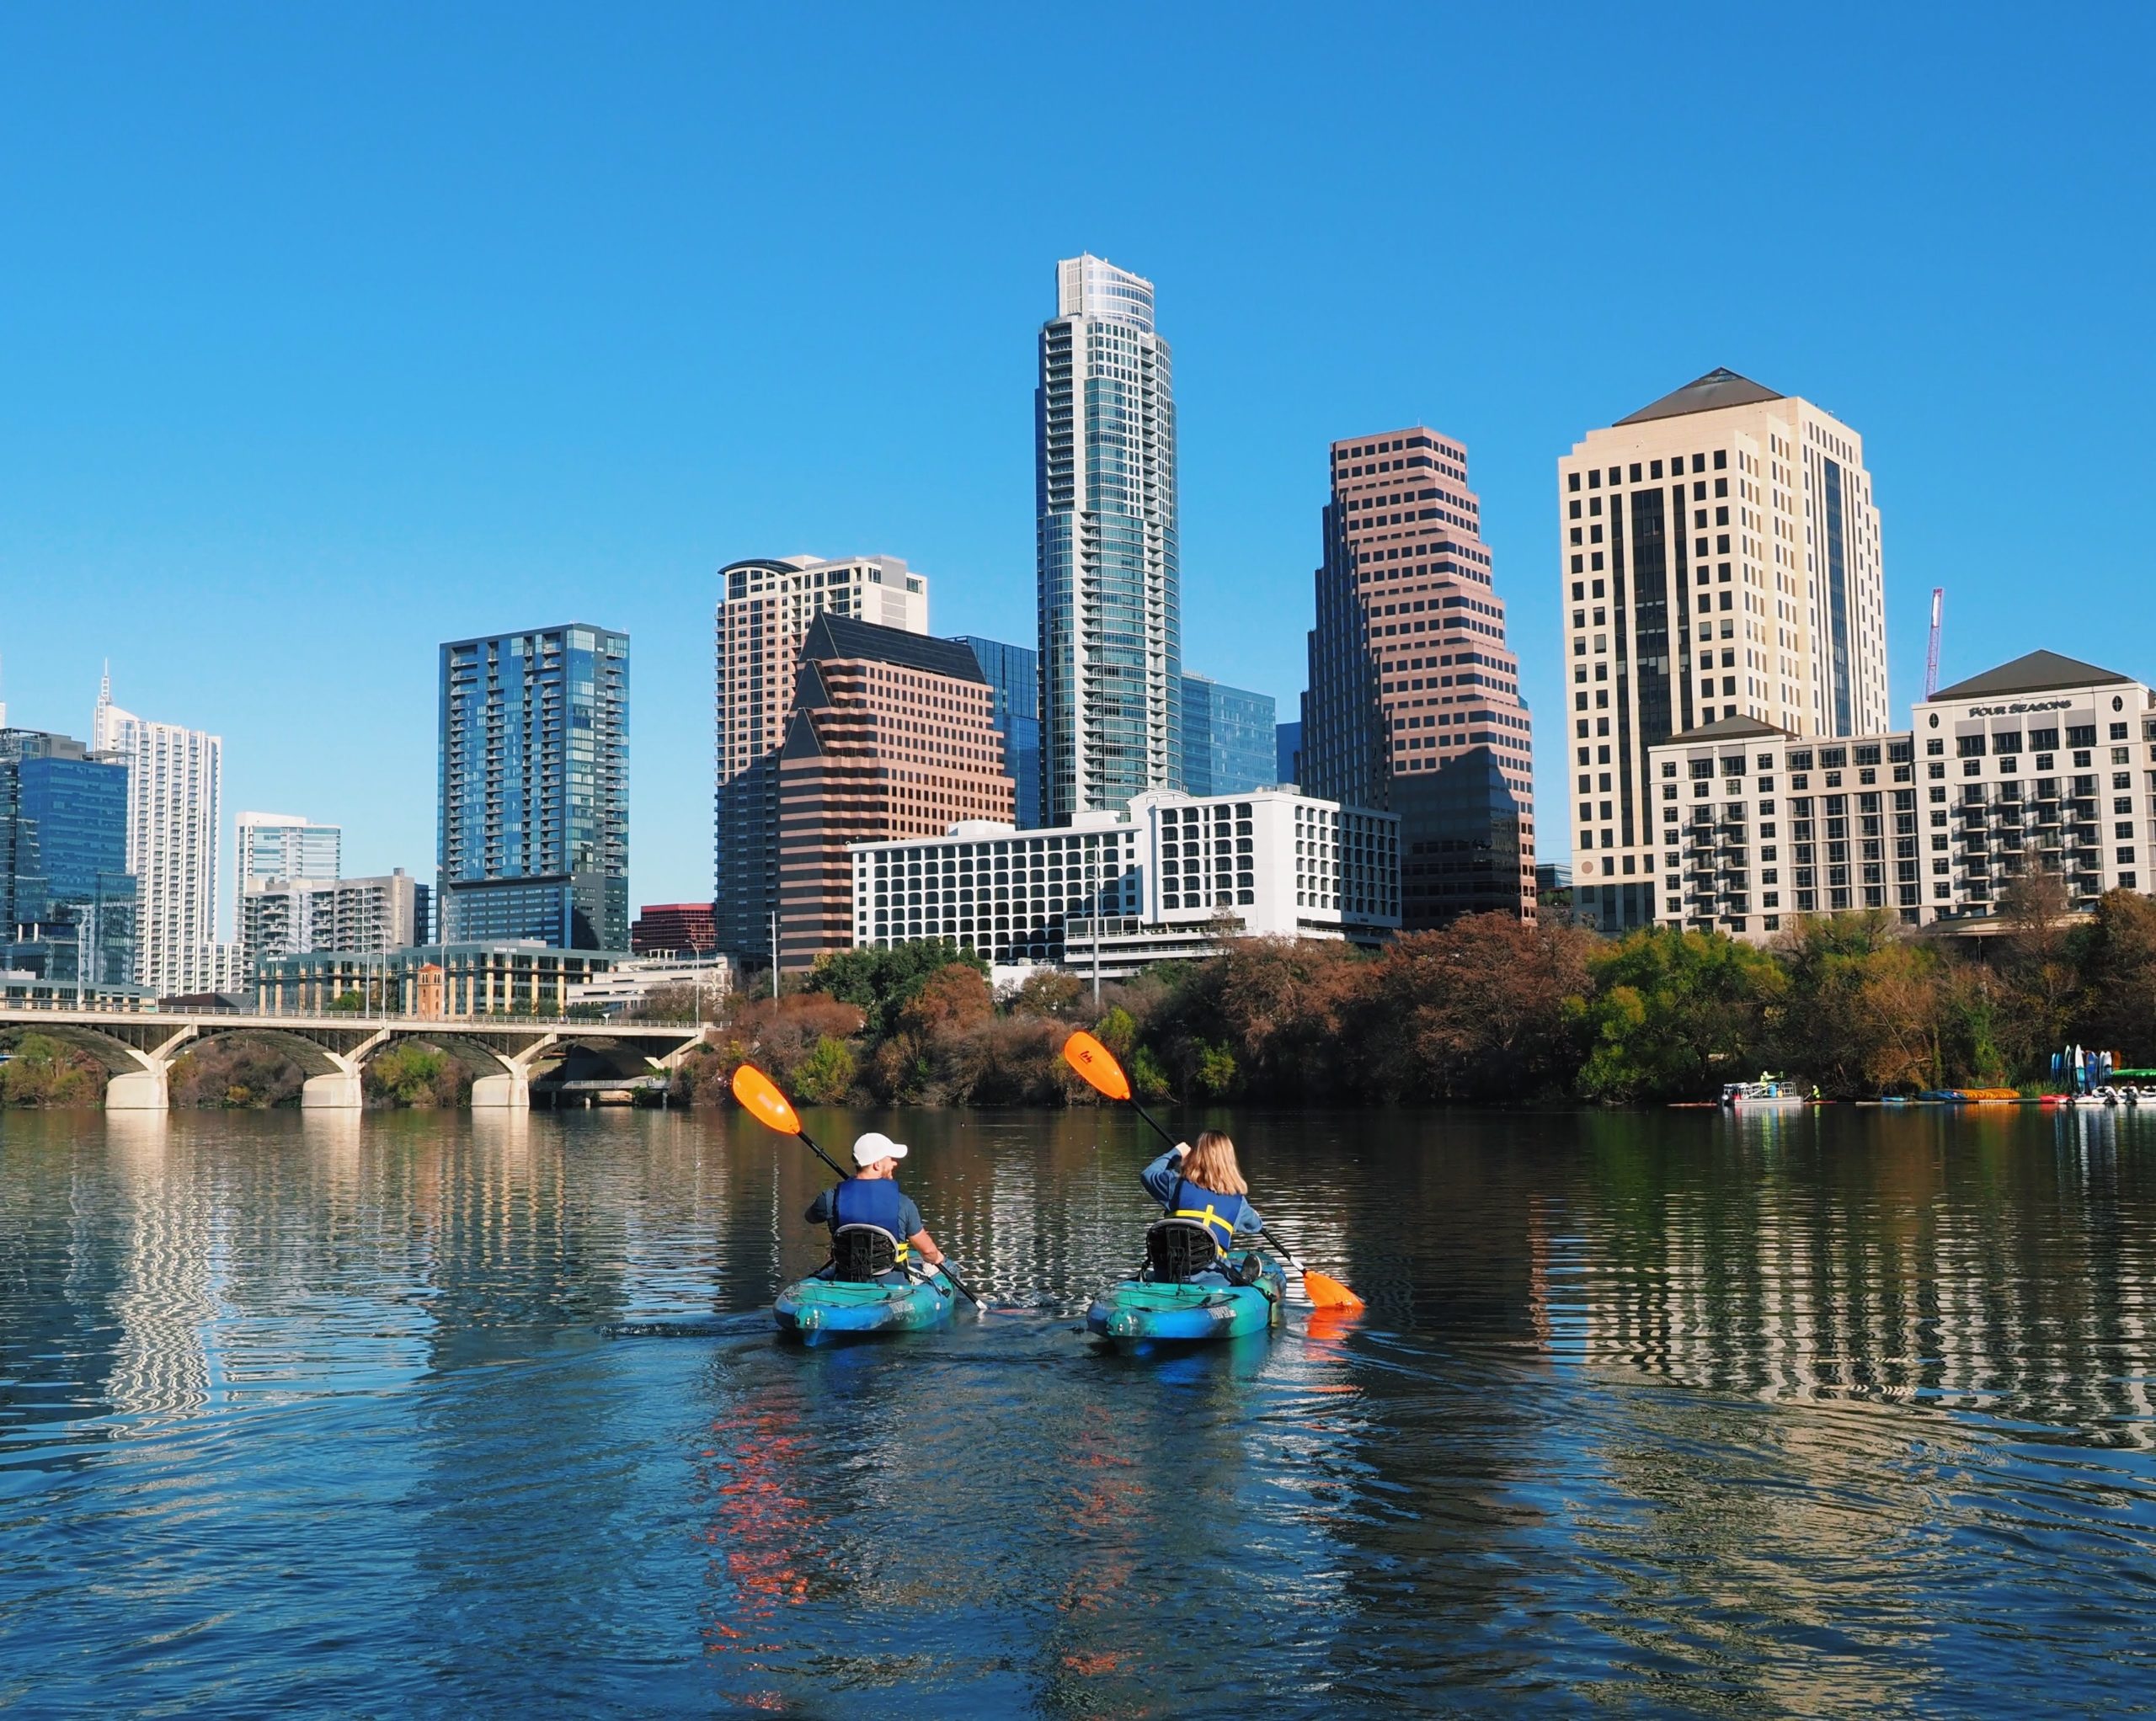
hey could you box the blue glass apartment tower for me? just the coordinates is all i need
[1180,674,1278,797]
[953,635,1042,829]
[1037,253,1181,823]
[1,727,136,985]
[438,625,629,951]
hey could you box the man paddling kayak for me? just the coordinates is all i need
[803,1131,951,1273]
[1141,1131,1267,1283]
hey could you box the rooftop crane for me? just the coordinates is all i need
[1925,588,1945,698]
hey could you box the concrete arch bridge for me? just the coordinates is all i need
[0,1009,708,1110]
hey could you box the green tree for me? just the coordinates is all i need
[807,939,985,1039]
[328,990,365,1013]
[792,1034,857,1104]
[2072,889,2156,1065]
[0,1034,106,1107]
[1769,912,1940,1096]
[1576,927,1782,1103]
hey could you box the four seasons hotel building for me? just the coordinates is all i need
[1559,370,1888,934]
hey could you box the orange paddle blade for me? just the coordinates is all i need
[730,1063,802,1136]
[1062,1031,1130,1101]
[1299,1270,1364,1313]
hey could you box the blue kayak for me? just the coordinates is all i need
[1086,1256,1289,1347]
[774,1265,956,1341]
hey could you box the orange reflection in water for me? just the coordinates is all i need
[694,1390,826,1657]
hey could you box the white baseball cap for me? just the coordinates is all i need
[851,1131,909,1166]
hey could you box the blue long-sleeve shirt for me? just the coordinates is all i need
[1139,1149,1264,1235]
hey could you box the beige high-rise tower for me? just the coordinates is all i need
[1559,370,1887,933]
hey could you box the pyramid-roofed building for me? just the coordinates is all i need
[1614,367,1785,426]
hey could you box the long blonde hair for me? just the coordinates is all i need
[1181,1130,1247,1195]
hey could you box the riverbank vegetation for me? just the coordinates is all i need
[13,877,2153,1110]
[679,879,2156,1108]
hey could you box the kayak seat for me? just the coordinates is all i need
[1145,1218,1221,1283]
[831,1223,900,1282]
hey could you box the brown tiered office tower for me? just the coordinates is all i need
[776,614,1016,971]
[1301,426,1536,924]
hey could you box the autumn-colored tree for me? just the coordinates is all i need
[1007,969,1086,1020]
[807,939,985,1038]
[896,963,993,1037]
[1356,913,1595,1102]
[1992,869,2077,1077]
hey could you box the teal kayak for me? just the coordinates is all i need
[1086,1256,1289,1347]
[775,1266,956,1341]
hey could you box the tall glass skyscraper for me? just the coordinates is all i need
[1037,253,1180,823]
[953,635,1041,829]
[2,727,137,987]
[1180,674,1278,797]
[439,624,629,951]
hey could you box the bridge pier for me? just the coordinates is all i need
[302,1070,366,1109]
[471,1071,531,1110]
[104,1068,171,1110]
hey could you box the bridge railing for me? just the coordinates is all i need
[0,999,715,1033]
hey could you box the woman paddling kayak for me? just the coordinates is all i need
[1140,1131,1267,1286]
[1086,1130,1285,1345]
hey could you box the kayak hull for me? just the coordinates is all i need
[1086,1259,1288,1347]
[775,1267,955,1341]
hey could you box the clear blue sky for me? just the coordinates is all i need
[4,4,2149,919]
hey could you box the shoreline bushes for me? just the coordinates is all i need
[688,889,2156,1111]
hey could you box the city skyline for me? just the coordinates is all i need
[4,11,2148,912]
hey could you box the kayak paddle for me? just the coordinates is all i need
[1058,1031,1365,1313]
[729,1063,983,1308]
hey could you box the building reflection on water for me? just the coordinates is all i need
[1538,1106,2156,1443]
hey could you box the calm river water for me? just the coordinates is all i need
[4,1105,2155,1717]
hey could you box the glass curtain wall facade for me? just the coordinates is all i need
[1181,674,1278,797]
[237,813,340,883]
[953,635,1042,829]
[1038,253,1181,823]
[1,727,137,986]
[438,624,629,951]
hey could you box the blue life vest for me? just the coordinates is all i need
[1166,1175,1251,1252]
[832,1176,910,1260]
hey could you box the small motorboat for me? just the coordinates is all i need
[1721,1077,1809,1111]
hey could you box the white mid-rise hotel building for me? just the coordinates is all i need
[92,674,236,996]
[1561,370,1887,933]
[1647,651,2155,939]
[851,788,1399,982]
